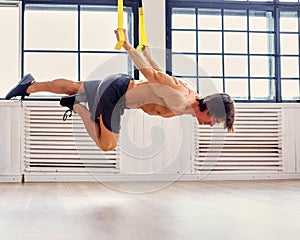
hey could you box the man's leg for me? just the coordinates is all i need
[27,78,84,95]
[73,104,118,151]
[6,74,85,99]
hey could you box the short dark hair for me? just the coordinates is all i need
[197,93,235,132]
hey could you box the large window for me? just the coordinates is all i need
[280,11,300,100]
[22,0,136,98]
[167,0,300,102]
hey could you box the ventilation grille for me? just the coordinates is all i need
[23,103,119,174]
[194,105,282,174]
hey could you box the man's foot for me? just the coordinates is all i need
[5,73,35,100]
[60,94,87,121]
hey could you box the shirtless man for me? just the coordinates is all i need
[5,29,235,151]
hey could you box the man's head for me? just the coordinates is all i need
[195,93,235,132]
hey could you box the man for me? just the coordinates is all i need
[5,29,235,151]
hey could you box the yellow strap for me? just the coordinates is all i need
[115,0,125,50]
[137,7,148,52]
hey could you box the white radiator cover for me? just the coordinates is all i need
[23,102,120,175]
[1,101,300,182]
[194,105,282,175]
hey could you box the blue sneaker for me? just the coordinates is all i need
[5,73,35,100]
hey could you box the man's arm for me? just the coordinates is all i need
[114,29,180,89]
[142,46,163,72]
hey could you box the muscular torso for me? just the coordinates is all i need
[125,79,197,117]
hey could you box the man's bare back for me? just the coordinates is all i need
[125,77,198,118]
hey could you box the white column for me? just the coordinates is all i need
[143,0,166,70]
[0,101,22,182]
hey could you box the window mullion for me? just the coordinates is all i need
[298,10,300,99]
[274,6,281,102]
[247,9,250,101]
[196,7,199,93]
[21,2,25,78]
[77,4,80,82]
[221,8,225,93]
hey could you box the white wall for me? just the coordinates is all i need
[119,109,194,176]
[0,102,22,182]
[1,101,300,182]
[143,0,165,50]
[143,0,166,70]
[282,105,300,173]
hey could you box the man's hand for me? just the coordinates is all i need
[114,29,132,50]
[114,28,127,42]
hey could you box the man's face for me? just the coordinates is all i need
[196,109,223,127]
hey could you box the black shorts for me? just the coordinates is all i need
[83,73,132,133]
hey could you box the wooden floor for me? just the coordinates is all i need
[1,180,300,240]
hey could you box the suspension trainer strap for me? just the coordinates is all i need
[115,0,125,50]
[136,0,148,52]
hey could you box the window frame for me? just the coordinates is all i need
[21,0,140,99]
[166,0,300,102]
